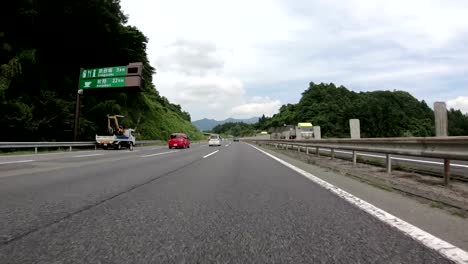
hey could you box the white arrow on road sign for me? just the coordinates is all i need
[84,81,92,88]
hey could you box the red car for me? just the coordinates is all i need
[168,133,190,149]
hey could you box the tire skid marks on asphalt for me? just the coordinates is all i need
[249,144,468,264]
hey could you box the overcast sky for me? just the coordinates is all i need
[121,0,468,121]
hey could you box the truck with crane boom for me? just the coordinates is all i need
[95,115,136,150]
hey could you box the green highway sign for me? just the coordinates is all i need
[80,66,127,79]
[79,77,125,89]
[77,63,143,91]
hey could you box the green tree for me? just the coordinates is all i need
[0,0,202,141]
[212,122,256,137]
[448,109,468,136]
[264,82,437,138]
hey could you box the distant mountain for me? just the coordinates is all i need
[193,117,259,131]
[192,119,219,131]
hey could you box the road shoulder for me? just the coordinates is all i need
[256,144,468,252]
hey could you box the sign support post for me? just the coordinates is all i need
[74,89,83,141]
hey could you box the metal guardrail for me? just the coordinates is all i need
[245,136,468,185]
[0,140,163,153]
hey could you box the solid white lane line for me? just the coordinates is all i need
[321,149,468,168]
[141,151,178,158]
[203,150,219,159]
[0,160,34,165]
[73,153,105,158]
[249,144,468,264]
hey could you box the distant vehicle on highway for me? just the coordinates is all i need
[96,115,135,150]
[168,133,190,149]
[233,137,239,142]
[209,134,222,147]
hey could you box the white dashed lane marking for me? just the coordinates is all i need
[0,160,34,165]
[203,150,219,159]
[141,151,179,158]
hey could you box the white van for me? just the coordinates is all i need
[208,134,222,147]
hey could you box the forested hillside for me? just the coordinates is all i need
[193,117,259,131]
[212,122,256,137]
[261,82,468,138]
[0,0,202,141]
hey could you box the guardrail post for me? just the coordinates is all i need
[95,145,97,150]
[444,159,451,185]
[69,146,72,152]
[386,154,392,174]
[35,147,38,154]
[298,146,301,152]
[331,149,335,160]
[316,147,319,156]
[352,151,357,165]
[306,147,309,154]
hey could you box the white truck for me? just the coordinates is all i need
[96,115,136,150]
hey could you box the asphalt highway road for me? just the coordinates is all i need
[0,142,456,263]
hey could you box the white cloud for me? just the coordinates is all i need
[447,96,468,114]
[156,74,247,119]
[230,97,281,118]
[152,38,249,119]
[157,39,224,76]
[121,0,468,120]
[173,76,244,105]
[350,65,455,83]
